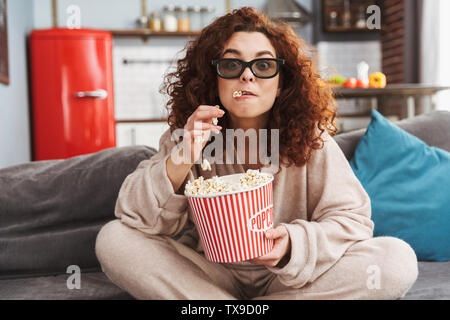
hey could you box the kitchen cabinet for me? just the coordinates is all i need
[110,28,208,149]
[322,0,380,33]
[113,44,179,150]
[116,121,170,151]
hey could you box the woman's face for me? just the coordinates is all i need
[217,32,281,123]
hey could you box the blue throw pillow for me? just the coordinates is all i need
[350,110,450,261]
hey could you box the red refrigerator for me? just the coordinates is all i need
[30,28,116,161]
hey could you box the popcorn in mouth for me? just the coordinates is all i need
[185,169,272,196]
[232,91,243,98]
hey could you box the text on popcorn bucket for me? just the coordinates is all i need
[248,204,273,232]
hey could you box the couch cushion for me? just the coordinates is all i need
[0,263,448,300]
[403,261,450,300]
[349,110,450,261]
[0,146,156,279]
[0,272,134,300]
[334,110,450,160]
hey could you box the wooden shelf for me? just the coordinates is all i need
[325,26,379,33]
[109,29,201,41]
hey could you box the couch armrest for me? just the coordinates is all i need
[0,145,156,280]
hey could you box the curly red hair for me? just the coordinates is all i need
[162,7,337,168]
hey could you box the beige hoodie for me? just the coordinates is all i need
[114,128,374,289]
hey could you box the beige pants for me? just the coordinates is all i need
[95,219,418,300]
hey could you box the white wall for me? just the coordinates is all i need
[0,0,34,169]
[420,0,450,111]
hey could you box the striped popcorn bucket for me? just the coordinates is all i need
[186,173,274,263]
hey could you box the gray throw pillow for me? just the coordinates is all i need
[334,111,450,160]
[0,145,156,279]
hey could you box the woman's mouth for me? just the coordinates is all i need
[232,90,256,98]
[232,91,243,98]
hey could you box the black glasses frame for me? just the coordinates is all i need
[211,58,285,79]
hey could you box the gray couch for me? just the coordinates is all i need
[1,111,449,300]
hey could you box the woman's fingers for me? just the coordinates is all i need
[181,105,224,164]
[190,122,222,132]
[249,226,290,267]
[187,129,208,137]
[187,105,224,122]
[186,126,221,142]
[250,244,286,267]
[186,105,224,131]
[265,226,288,240]
[194,109,225,122]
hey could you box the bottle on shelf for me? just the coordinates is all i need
[136,15,149,29]
[342,0,352,28]
[176,5,190,32]
[149,11,162,32]
[163,5,178,32]
[328,10,339,28]
[355,6,367,29]
[136,0,148,29]
[357,61,370,88]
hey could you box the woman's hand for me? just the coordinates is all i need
[249,225,291,268]
[181,105,224,164]
[167,105,224,192]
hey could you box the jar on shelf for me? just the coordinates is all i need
[136,15,149,29]
[328,11,339,28]
[176,5,190,32]
[163,5,178,32]
[149,11,162,32]
[355,6,367,29]
[342,0,352,28]
[188,5,202,31]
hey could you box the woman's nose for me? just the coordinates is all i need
[240,66,255,82]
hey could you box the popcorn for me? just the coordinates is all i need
[201,158,212,171]
[185,169,272,196]
[232,91,243,98]
[238,169,272,189]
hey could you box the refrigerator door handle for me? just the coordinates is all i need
[75,89,108,99]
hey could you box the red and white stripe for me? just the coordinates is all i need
[187,181,274,263]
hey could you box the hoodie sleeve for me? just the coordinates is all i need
[114,129,191,237]
[267,131,374,288]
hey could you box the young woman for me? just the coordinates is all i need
[96,7,417,300]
